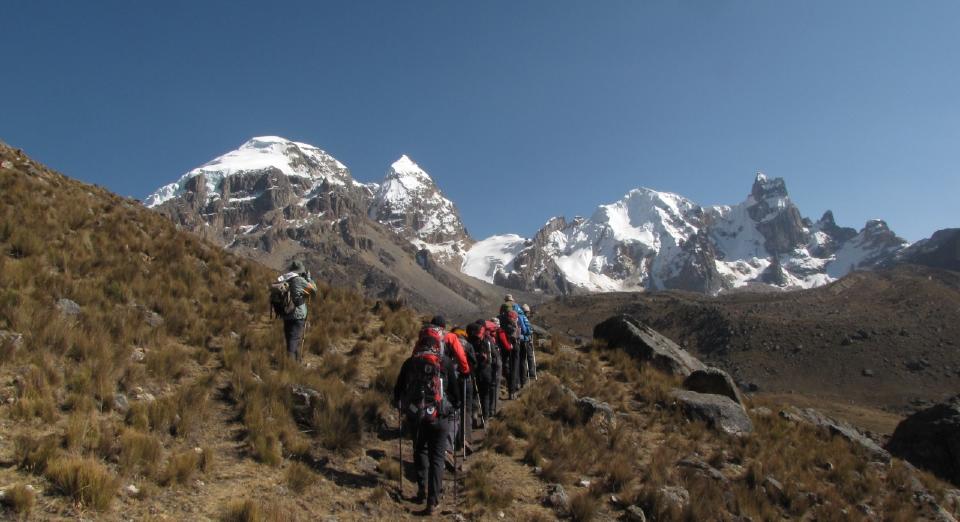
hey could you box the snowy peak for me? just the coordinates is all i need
[465,172,910,295]
[145,136,354,207]
[369,155,471,265]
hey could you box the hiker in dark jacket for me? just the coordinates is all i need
[393,348,461,514]
[452,327,478,448]
[278,260,317,361]
[468,321,497,423]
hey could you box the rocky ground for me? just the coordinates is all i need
[536,264,960,435]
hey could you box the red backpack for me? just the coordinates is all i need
[402,326,449,425]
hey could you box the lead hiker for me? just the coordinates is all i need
[504,294,533,388]
[394,320,462,515]
[497,307,522,399]
[270,260,317,361]
[521,303,537,381]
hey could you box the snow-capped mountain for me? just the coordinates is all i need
[144,136,499,317]
[368,155,472,265]
[463,173,910,294]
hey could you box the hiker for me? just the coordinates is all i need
[497,307,522,399]
[394,322,462,515]
[272,260,317,361]
[468,321,499,422]
[503,295,532,388]
[521,303,537,381]
[417,316,471,377]
[451,326,477,449]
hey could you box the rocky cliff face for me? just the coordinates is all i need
[368,155,472,266]
[464,173,910,295]
[146,137,500,318]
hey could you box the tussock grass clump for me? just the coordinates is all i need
[159,449,203,486]
[569,491,601,522]
[118,429,162,477]
[1,484,36,517]
[44,456,120,511]
[483,420,515,455]
[15,434,61,473]
[465,458,513,509]
[220,498,292,522]
[285,462,314,494]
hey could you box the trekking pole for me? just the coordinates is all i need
[472,378,485,429]
[397,407,403,496]
[297,319,309,364]
[530,339,538,381]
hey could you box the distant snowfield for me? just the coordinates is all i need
[461,234,527,283]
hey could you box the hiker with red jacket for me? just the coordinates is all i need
[415,316,471,377]
[394,322,462,515]
[496,307,523,399]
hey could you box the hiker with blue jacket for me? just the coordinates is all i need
[277,260,317,361]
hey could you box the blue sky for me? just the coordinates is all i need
[2,1,958,241]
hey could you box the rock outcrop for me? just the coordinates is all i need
[593,315,707,377]
[682,367,746,407]
[669,390,753,436]
[887,395,960,486]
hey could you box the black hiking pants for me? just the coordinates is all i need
[507,345,521,395]
[477,373,495,421]
[283,318,306,360]
[525,339,537,381]
[516,341,529,387]
[414,418,449,507]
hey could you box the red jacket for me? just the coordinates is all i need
[444,331,471,375]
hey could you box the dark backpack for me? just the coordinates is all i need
[413,326,445,356]
[401,350,449,426]
[499,310,519,339]
[269,278,304,318]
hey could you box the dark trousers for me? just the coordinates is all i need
[490,363,501,414]
[414,418,449,507]
[524,340,536,381]
[507,346,521,394]
[461,377,472,443]
[477,373,496,421]
[517,341,529,387]
[283,319,305,360]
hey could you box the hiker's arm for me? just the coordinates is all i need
[497,330,512,351]
[446,333,471,375]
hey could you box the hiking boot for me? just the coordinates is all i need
[425,502,437,515]
[413,490,425,504]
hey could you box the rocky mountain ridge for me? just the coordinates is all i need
[463,173,911,294]
[145,137,506,319]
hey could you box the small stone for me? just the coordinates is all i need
[125,484,140,496]
[112,393,130,413]
[498,511,505,519]
[56,298,81,317]
[1,160,13,169]
[545,483,570,512]
[862,369,875,377]
[194,447,204,454]
[577,478,591,488]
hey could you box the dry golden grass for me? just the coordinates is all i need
[1,484,36,518]
[118,429,162,477]
[285,461,314,494]
[465,457,514,509]
[44,456,120,511]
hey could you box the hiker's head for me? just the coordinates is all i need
[288,260,306,274]
[491,317,500,327]
[430,315,446,328]
[466,323,482,337]
[522,303,531,314]
[504,294,514,303]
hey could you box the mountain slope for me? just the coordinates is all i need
[2,141,957,521]
[145,137,520,320]
[466,173,910,295]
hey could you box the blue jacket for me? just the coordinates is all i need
[512,303,531,340]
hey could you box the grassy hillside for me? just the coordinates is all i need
[1,142,957,521]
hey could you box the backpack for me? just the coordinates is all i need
[413,326,445,356]
[402,341,449,426]
[499,310,519,339]
[269,276,306,318]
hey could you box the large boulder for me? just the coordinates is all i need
[682,367,746,407]
[887,395,960,486]
[593,315,707,377]
[669,390,752,436]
